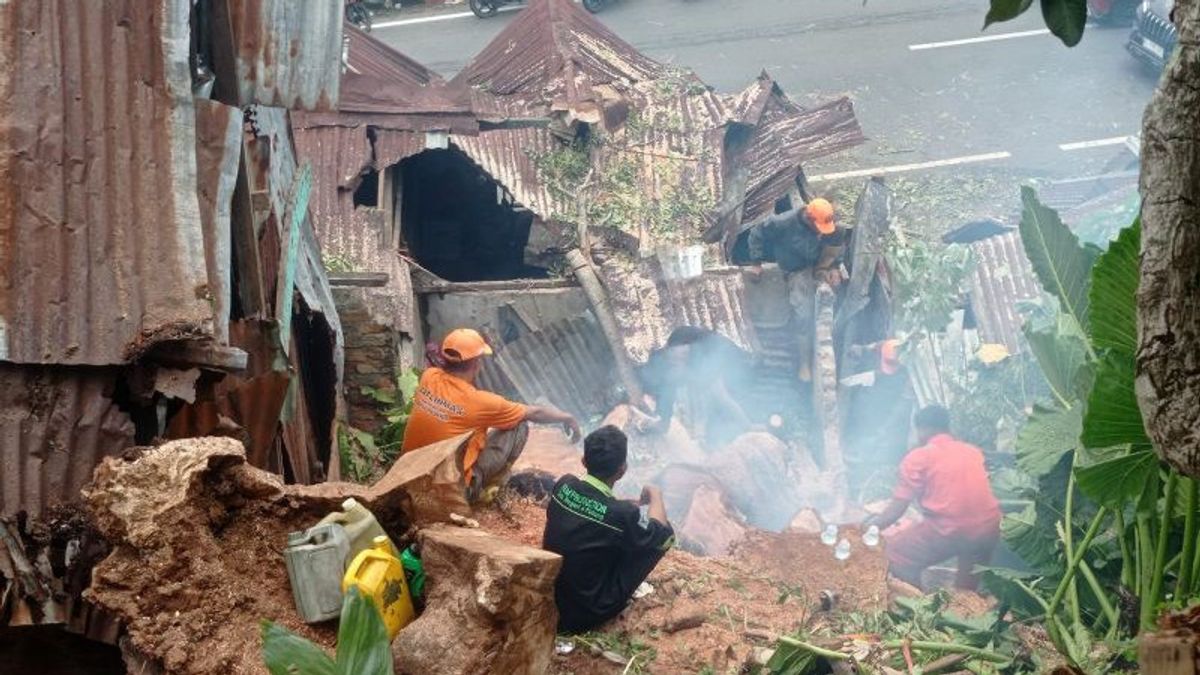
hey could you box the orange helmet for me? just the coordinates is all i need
[442,328,493,363]
[805,198,836,235]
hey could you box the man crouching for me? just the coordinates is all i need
[542,426,675,633]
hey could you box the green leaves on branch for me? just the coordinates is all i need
[262,587,394,675]
[1019,187,1102,334]
[985,0,1087,46]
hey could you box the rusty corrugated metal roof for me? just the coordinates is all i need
[338,24,474,118]
[211,0,343,111]
[967,231,1040,354]
[452,127,570,221]
[0,365,135,517]
[451,0,664,118]
[0,0,215,366]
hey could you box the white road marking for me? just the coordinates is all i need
[909,28,1051,51]
[808,152,1012,182]
[373,6,521,28]
[1058,136,1131,151]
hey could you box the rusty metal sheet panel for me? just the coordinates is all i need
[214,0,343,111]
[194,100,243,345]
[453,128,569,220]
[0,364,135,517]
[481,313,621,420]
[0,0,214,365]
[451,0,663,116]
[740,96,866,223]
[967,231,1040,354]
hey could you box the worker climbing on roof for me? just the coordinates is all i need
[402,328,582,503]
[637,325,758,449]
[865,405,1001,591]
[741,197,848,381]
[543,425,675,633]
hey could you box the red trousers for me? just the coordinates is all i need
[885,520,999,590]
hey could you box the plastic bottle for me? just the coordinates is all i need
[821,523,838,546]
[834,538,851,561]
[284,523,351,623]
[862,525,880,547]
[342,535,416,639]
[318,497,395,561]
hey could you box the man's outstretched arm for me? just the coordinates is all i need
[524,404,582,442]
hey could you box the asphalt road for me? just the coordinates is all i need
[374,0,1160,180]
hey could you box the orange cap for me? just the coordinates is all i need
[441,328,493,363]
[805,198,836,235]
[879,339,901,375]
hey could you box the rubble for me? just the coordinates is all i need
[81,434,475,674]
[393,524,561,675]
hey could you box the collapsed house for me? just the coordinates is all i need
[0,0,350,667]
[292,0,878,441]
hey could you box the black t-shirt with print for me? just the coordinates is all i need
[542,474,675,632]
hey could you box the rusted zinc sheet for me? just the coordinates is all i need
[0,364,135,518]
[0,0,213,366]
[194,100,243,345]
[338,23,473,118]
[209,0,343,111]
[451,0,664,119]
[737,96,865,223]
[967,231,1040,354]
[599,258,756,364]
[479,314,621,420]
[452,127,570,222]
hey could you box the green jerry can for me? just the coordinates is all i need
[284,523,350,623]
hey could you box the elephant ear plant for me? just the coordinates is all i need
[262,587,394,675]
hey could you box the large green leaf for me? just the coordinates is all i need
[1040,0,1088,46]
[1002,501,1065,573]
[985,0,1034,27]
[765,640,819,675]
[1088,221,1140,353]
[1018,187,1102,331]
[1075,449,1159,511]
[261,621,337,675]
[1016,404,1082,478]
[335,587,394,675]
[1082,352,1151,450]
[1022,310,1094,404]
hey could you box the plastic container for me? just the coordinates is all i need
[342,536,416,639]
[284,523,351,623]
[317,498,395,561]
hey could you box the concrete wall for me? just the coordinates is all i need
[334,287,407,433]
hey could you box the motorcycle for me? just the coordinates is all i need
[347,0,373,31]
[470,0,611,18]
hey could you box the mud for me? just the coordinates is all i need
[476,494,891,674]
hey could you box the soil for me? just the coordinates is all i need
[476,494,891,674]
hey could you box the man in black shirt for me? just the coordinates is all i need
[542,426,674,633]
[638,326,757,449]
[742,198,848,381]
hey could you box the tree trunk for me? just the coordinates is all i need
[1137,0,1200,477]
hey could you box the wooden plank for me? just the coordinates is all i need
[412,277,578,295]
[230,153,267,317]
[328,272,390,287]
[149,342,249,372]
[275,163,313,355]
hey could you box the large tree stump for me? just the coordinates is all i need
[393,524,562,675]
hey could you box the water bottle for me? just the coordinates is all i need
[821,523,838,546]
[862,525,880,547]
[834,538,851,561]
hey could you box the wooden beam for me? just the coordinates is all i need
[565,248,644,404]
[412,277,578,295]
[328,272,390,288]
[230,153,267,317]
[149,341,249,372]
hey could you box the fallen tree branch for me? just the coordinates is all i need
[775,636,848,661]
[881,639,1009,663]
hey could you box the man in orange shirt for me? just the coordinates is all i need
[402,328,582,502]
[866,405,1001,590]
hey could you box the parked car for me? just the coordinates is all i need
[1127,0,1177,69]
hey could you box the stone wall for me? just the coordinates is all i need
[334,287,404,433]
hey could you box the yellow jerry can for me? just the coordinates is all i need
[342,535,415,639]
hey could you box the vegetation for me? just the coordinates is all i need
[261,587,393,675]
[338,369,421,483]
